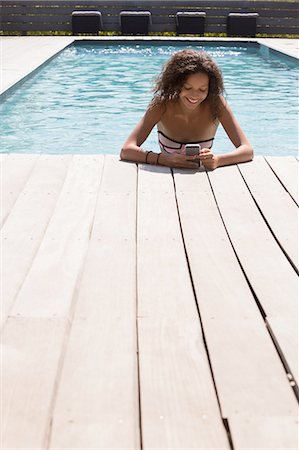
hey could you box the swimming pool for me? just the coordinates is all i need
[1,41,298,156]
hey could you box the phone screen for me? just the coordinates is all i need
[185,144,201,156]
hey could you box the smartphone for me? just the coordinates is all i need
[185,143,201,156]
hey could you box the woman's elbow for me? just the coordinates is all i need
[242,143,254,162]
[120,145,144,163]
[248,145,254,161]
[120,147,129,161]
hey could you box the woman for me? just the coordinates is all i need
[120,49,253,170]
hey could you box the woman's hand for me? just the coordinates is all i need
[187,148,219,170]
[159,152,199,169]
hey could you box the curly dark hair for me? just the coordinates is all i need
[150,49,225,120]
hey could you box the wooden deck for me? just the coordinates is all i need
[1,154,298,449]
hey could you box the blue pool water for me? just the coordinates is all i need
[1,42,298,156]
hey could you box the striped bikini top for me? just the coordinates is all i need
[158,130,214,155]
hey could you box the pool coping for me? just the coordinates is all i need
[1,36,298,99]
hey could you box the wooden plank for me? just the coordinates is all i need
[1,22,71,31]
[260,17,299,25]
[173,168,298,449]
[1,0,298,8]
[48,156,141,449]
[1,0,108,6]
[0,7,101,15]
[228,415,299,450]
[2,317,66,448]
[258,9,299,16]
[208,164,298,383]
[0,153,8,164]
[137,165,230,449]
[1,155,71,328]
[266,315,298,384]
[1,154,38,227]
[0,7,72,14]
[265,156,298,205]
[9,155,103,319]
[259,25,299,33]
[2,5,295,17]
[239,157,298,271]
[0,14,72,22]
[0,154,8,232]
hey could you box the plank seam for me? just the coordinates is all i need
[1,154,39,229]
[266,319,299,402]
[264,156,298,207]
[2,155,73,332]
[43,318,72,449]
[44,156,105,449]
[207,169,299,403]
[214,171,272,323]
[237,163,298,276]
[136,163,144,450]
[206,170,269,321]
[171,169,235,450]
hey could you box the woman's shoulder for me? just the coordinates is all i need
[217,95,235,119]
[146,100,169,121]
[218,95,229,111]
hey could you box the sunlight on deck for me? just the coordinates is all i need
[1,154,298,449]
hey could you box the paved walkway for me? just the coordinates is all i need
[2,154,298,449]
[1,36,298,95]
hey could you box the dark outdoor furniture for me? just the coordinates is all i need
[1,1,297,36]
[176,12,206,35]
[120,11,151,35]
[71,11,102,34]
[227,12,259,37]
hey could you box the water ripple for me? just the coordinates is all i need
[1,43,298,155]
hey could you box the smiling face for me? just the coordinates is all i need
[179,72,209,111]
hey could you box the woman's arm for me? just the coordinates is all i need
[196,97,254,170]
[120,105,199,169]
[120,105,162,164]
[217,97,254,166]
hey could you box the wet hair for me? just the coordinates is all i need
[150,49,224,120]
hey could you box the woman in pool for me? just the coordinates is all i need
[120,49,253,170]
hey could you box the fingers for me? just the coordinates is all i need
[171,155,199,169]
[201,154,219,170]
[199,148,213,161]
[186,149,213,162]
[169,150,216,169]
[164,154,199,169]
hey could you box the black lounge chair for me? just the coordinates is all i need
[72,11,102,34]
[227,13,259,37]
[120,11,151,35]
[176,12,206,35]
